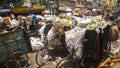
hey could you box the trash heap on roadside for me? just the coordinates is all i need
[0,8,119,61]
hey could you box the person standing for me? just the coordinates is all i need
[102,11,105,18]
[30,12,36,32]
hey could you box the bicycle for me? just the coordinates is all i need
[35,20,68,67]
[56,39,88,68]
[35,31,64,67]
[6,51,29,68]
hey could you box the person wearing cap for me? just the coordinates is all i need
[17,15,27,31]
[30,12,36,32]
[21,17,27,32]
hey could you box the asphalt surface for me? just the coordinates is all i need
[27,51,99,68]
[27,51,120,68]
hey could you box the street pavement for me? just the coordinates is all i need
[27,51,120,68]
[27,52,57,68]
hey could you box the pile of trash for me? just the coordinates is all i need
[0,9,109,52]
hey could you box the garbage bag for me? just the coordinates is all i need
[47,27,62,47]
[30,36,44,51]
[38,23,46,42]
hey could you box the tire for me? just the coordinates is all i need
[35,47,49,66]
[56,57,79,68]
[7,51,29,68]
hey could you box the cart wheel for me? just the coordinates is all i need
[35,47,49,66]
[56,57,79,68]
[7,51,29,68]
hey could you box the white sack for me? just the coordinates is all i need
[47,27,61,47]
[65,27,86,58]
[30,37,44,51]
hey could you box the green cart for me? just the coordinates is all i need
[0,28,32,68]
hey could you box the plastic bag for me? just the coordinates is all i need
[30,37,44,51]
[10,19,19,28]
[38,24,46,42]
[47,27,55,41]
[47,27,62,46]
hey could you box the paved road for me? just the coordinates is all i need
[27,52,57,68]
[27,51,120,68]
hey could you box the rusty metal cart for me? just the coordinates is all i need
[0,28,32,68]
